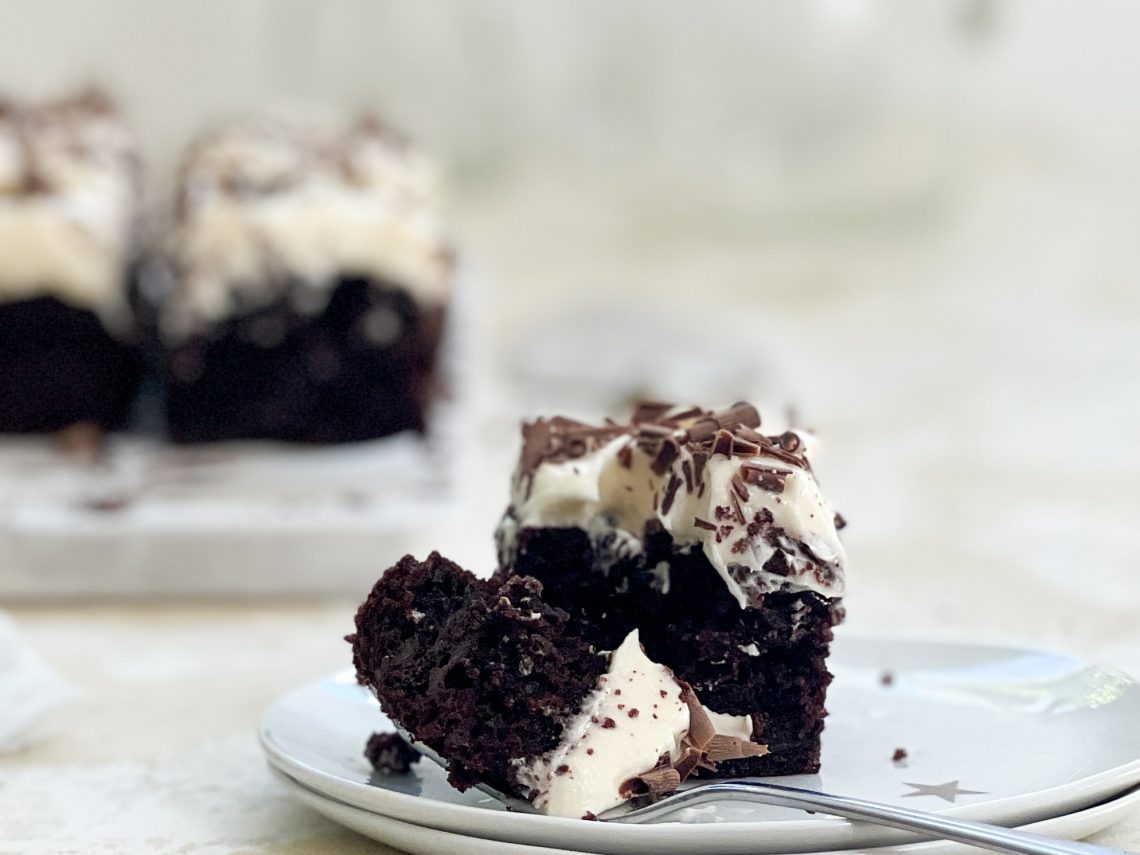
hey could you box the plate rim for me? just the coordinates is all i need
[269,765,1140,855]
[259,636,1140,852]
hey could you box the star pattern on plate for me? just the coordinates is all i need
[901,780,988,803]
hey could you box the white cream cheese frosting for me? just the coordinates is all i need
[163,117,452,339]
[0,92,140,330]
[498,403,847,608]
[511,630,757,819]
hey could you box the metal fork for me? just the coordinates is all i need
[604,780,1131,855]
[398,727,1129,855]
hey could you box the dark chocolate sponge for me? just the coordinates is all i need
[163,277,444,444]
[349,552,607,794]
[496,522,841,777]
[0,296,142,433]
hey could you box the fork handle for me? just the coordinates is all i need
[621,781,1130,855]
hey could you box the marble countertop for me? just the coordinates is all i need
[4,133,1140,853]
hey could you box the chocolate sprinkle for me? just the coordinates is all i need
[660,474,683,515]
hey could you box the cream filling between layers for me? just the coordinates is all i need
[511,630,751,819]
[504,434,846,608]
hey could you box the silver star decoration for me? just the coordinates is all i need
[901,780,988,803]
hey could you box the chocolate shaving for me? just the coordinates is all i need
[691,451,708,487]
[778,431,802,452]
[711,429,735,458]
[617,442,634,469]
[730,472,749,502]
[630,401,675,424]
[652,438,680,475]
[740,464,788,493]
[662,406,703,423]
[660,474,683,515]
[704,734,769,763]
[681,459,694,492]
[729,493,747,525]
[672,746,704,781]
[680,684,715,750]
[637,423,675,439]
[682,416,722,444]
[619,763,681,800]
[693,517,717,532]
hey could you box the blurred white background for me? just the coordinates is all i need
[5,6,1140,853]
[2,0,1138,649]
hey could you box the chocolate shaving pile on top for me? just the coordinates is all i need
[517,401,813,500]
[619,682,768,805]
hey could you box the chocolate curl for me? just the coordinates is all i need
[660,474,683,515]
[683,402,762,444]
[619,763,682,800]
[672,746,705,782]
[518,416,630,474]
[631,401,676,424]
[680,684,715,751]
[704,734,770,763]
[740,463,788,493]
[652,437,681,476]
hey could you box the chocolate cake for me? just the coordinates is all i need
[0,90,143,433]
[350,552,766,818]
[364,731,421,774]
[494,402,848,777]
[155,117,453,443]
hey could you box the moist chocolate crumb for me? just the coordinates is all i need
[892,747,908,763]
[601,717,617,729]
[628,708,640,718]
[364,731,421,774]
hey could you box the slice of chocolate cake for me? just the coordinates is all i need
[494,402,848,777]
[0,90,143,433]
[155,116,452,443]
[350,552,766,818]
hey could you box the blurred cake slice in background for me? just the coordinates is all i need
[0,90,144,434]
[155,116,454,444]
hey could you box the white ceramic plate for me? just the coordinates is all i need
[270,766,1140,855]
[259,636,1140,855]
